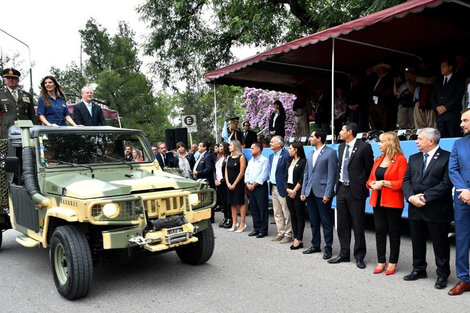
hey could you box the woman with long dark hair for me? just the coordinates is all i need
[37,76,78,127]
[175,141,195,179]
[215,142,231,228]
[285,142,307,249]
[269,100,286,139]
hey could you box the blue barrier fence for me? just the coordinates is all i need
[242,138,458,218]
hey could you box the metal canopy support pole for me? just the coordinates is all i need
[331,38,337,230]
[331,38,335,142]
[213,82,218,143]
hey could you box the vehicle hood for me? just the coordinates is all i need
[42,171,198,199]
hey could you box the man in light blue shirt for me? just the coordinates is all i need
[245,142,270,238]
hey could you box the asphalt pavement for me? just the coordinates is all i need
[0,213,469,312]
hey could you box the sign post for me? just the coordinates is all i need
[182,115,197,145]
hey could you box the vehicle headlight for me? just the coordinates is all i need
[102,203,120,218]
[189,194,200,206]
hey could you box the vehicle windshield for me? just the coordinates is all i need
[38,131,152,167]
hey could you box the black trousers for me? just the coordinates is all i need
[373,206,403,263]
[409,219,451,278]
[249,183,269,235]
[286,183,306,241]
[436,116,461,138]
[216,181,229,219]
[336,184,367,261]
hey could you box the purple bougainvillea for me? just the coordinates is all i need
[240,88,296,138]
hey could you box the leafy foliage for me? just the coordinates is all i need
[138,0,406,89]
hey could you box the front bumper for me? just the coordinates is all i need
[101,210,210,251]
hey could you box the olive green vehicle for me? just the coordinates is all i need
[0,121,216,300]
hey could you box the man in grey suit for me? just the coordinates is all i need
[300,130,337,259]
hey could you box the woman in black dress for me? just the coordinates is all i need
[269,100,286,139]
[225,140,247,232]
[284,142,307,250]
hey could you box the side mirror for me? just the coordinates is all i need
[4,156,19,172]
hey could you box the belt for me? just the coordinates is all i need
[270,182,276,186]
[340,181,350,186]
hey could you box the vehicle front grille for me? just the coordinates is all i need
[144,196,187,218]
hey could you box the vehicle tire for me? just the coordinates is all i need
[49,225,93,300]
[176,222,215,265]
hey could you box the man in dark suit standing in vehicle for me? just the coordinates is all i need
[73,86,106,126]
[328,122,373,269]
[402,128,453,290]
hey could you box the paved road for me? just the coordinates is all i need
[0,214,469,312]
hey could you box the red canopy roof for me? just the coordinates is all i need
[205,0,470,93]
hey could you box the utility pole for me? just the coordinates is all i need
[0,29,34,103]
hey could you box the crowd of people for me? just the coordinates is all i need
[291,57,470,139]
[3,60,470,297]
[155,115,470,297]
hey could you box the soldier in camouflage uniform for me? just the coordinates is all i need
[0,68,37,208]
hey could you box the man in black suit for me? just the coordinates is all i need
[328,122,373,269]
[241,121,257,149]
[154,142,176,169]
[192,141,215,187]
[431,59,465,138]
[402,128,453,289]
[193,141,215,222]
[73,86,106,126]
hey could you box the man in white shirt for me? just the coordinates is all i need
[245,142,270,238]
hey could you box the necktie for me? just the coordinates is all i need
[422,153,429,175]
[12,90,18,102]
[443,77,448,86]
[88,104,93,116]
[342,144,350,182]
[163,154,166,167]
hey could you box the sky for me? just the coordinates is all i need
[1,0,257,94]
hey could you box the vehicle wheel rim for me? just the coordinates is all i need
[54,243,68,285]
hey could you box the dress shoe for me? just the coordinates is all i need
[290,242,304,250]
[280,236,293,244]
[223,219,233,228]
[302,246,321,254]
[227,223,239,232]
[322,250,332,260]
[435,276,448,290]
[327,256,350,264]
[271,234,283,241]
[448,281,470,295]
[256,233,267,238]
[248,230,259,237]
[234,224,247,233]
[403,271,427,281]
[373,263,388,274]
[356,260,366,269]
[219,218,227,228]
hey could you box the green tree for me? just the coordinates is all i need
[138,0,405,88]
[53,19,171,143]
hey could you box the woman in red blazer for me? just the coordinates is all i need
[366,132,407,275]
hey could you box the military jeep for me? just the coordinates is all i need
[0,121,216,300]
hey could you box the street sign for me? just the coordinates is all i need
[182,115,197,133]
